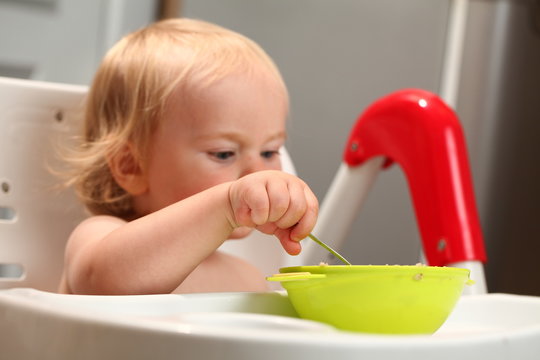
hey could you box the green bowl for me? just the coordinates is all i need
[267,265,472,334]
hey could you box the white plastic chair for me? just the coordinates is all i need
[0,77,87,292]
[2,77,540,360]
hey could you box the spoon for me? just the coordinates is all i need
[307,233,352,265]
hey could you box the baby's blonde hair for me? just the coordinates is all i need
[66,18,287,219]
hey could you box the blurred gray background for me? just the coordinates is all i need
[1,0,539,295]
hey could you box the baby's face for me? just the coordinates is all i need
[134,69,288,231]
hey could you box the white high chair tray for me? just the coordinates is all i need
[1,289,539,360]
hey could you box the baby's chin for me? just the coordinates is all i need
[229,227,254,239]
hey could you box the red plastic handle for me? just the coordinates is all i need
[344,89,487,266]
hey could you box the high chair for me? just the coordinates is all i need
[1,76,540,359]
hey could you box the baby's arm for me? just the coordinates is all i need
[63,170,318,295]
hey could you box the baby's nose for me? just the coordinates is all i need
[241,155,268,176]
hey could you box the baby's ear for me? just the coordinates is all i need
[108,143,148,196]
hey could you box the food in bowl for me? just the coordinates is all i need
[267,264,472,335]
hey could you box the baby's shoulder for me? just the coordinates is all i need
[66,215,126,249]
[73,215,126,233]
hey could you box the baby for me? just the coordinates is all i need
[58,18,318,295]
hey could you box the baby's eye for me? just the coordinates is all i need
[210,151,236,160]
[261,150,280,159]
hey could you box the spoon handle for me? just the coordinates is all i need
[308,233,352,265]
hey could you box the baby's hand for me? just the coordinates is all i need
[228,170,318,255]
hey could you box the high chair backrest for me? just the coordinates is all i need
[0,77,88,291]
[0,77,297,292]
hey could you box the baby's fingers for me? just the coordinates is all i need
[274,228,302,255]
[266,178,290,222]
[270,180,306,229]
[231,183,270,227]
[289,186,319,241]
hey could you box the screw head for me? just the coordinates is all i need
[54,110,64,122]
[437,239,447,251]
